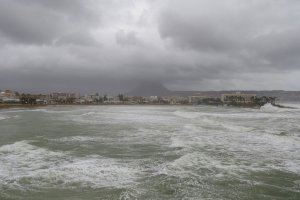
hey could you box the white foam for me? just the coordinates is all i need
[1,105,300,194]
[279,102,300,109]
[34,108,77,114]
[0,114,20,121]
[69,109,177,125]
[220,123,252,132]
[47,157,140,188]
[169,124,205,148]
[0,115,7,120]
[166,122,300,178]
[80,112,96,116]
[54,136,99,143]
[260,103,280,112]
[156,152,242,179]
[0,141,141,190]
[0,108,62,114]
[54,128,170,146]
[197,116,253,132]
[158,148,300,181]
[173,110,200,119]
[170,137,188,148]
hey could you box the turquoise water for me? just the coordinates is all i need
[0,105,300,199]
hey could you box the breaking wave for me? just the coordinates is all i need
[0,114,8,121]
[260,103,280,112]
[0,114,17,121]
[1,104,300,198]
[0,141,141,190]
[80,111,96,116]
[173,110,200,119]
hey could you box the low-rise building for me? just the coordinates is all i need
[49,92,78,104]
[148,96,158,102]
[165,96,188,105]
[221,92,256,105]
[188,96,207,104]
[126,96,144,104]
[36,99,47,104]
[0,90,20,104]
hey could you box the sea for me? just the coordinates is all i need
[0,104,299,199]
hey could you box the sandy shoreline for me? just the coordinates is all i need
[2,103,290,110]
[0,104,188,110]
[0,104,47,110]
[0,103,200,110]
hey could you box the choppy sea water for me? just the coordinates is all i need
[0,104,300,200]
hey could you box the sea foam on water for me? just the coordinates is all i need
[0,141,141,190]
[1,105,299,199]
[260,103,280,112]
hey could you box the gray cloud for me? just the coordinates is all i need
[115,30,141,47]
[0,0,300,93]
[0,0,99,44]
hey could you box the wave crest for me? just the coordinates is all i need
[0,141,141,190]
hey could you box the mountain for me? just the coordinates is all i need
[128,83,300,101]
[172,90,300,102]
[128,82,171,96]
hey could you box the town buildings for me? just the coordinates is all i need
[188,95,208,104]
[221,92,276,106]
[0,90,20,103]
[0,89,277,107]
[221,92,256,104]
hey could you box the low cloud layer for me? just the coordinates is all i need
[0,0,300,93]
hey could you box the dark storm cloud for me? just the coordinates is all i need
[158,0,300,71]
[0,0,99,44]
[159,11,239,52]
[56,31,100,47]
[0,1,62,44]
[0,0,300,92]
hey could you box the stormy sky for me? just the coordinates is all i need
[0,0,300,93]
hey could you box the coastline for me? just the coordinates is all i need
[0,104,47,110]
[0,103,212,110]
[0,103,295,110]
